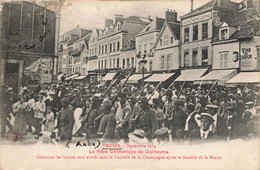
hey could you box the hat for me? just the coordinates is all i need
[118,87,130,97]
[246,101,254,106]
[155,127,168,137]
[138,96,148,104]
[7,87,13,91]
[206,104,218,110]
[128,129,148,144]
[174,99,182,105]
[102,99,112,107]
[152,98,160,105]
[165,90,173,96]
[48,91,55,95]
[39,90,46,94]
[198,113,214,122]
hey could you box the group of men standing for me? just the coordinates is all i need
[1,81,259,145]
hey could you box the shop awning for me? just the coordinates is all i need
[122,74,151,84]
[194,69,237,86]
[74,75,87,80]
[175,68,208,82]
[144,73,175,82]
[65,74,79,80]
[102,72,117,81]
[25,58,42,73]
[226,72,260,84]
[57,73,65,81]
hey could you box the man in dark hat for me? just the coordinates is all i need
[56,98,75,141]
[131,97,158,141]
[97,99,116,142]
[115,87,132,142]
[84,94,102,140]
[168,99,187,143]
[152,98,164,128]
[189,113,220,144]
[162,89,174,128]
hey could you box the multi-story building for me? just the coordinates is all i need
[153,10,180,71]
[179,0,243,85]
[0,1,60,93]
[135,16,165,72]
[58,26,91,75]
[87,15,152,81]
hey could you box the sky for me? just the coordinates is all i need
[60,0,241,35]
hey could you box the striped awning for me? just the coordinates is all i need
[144,73,175,82]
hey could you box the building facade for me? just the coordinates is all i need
[0,1,60,93]
[58,26,91,75]
[135,16,165,72]
[153,10,180,71]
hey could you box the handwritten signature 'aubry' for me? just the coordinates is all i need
[66,140,101,149]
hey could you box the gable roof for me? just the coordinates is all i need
[153,21,180,48]
[137,17,165,35]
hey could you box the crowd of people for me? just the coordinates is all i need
[1,79,260,145]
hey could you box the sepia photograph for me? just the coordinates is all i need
[0,0,259,169]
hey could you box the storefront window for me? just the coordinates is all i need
[202,48,208,66]
[167,54,172,69]
[161,55,165,69]
[192,50,198,66]
[184,51,189,67]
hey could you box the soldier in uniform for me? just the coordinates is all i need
[97,99,116,143]
[162,90,174,128]
[152,98,165,128]
[169,99,187,143]
[115,87,132,142]
[131,97,158,141]
[56,98,75,141]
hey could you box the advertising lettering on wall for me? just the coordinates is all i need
[182,12,211,26]
[241,47,254,70]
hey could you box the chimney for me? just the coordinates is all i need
[217,0,230,7]
[105,19,113,27]
[191,0,194,11]
[165,10,177,23]
[114,14,124,24]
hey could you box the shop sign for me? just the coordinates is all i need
[182,12,211,26]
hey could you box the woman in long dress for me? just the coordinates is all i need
[12,95,28,136]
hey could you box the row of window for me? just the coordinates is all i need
[159,35,175,46]
[95,57,135,70]
[138,42,153,54]
[89,41,120,56]
[183,48,208,67]
[184,23,208,42]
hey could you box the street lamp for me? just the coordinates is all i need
[140,57,147,87]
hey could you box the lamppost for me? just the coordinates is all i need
[140,57,147,87]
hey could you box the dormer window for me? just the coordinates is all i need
[220,28,228,40]
[117,23,121,31]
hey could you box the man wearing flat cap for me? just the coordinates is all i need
[131,96,158,141]
[189,113,219,144]
[115,87,132,142]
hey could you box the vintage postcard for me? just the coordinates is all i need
[0,0,259,169]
